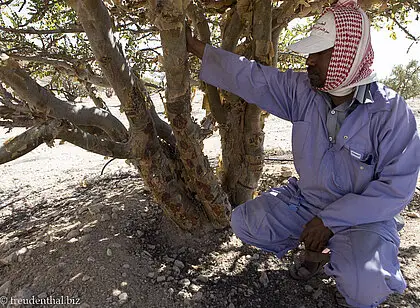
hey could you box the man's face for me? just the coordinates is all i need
[305,47,334,88]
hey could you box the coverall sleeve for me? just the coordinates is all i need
[199,44,310,122]
[318,97,420,233]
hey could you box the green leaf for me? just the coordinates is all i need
[390,31,397,40]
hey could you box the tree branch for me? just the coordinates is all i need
[69,0,203,230]
[0,119,36,128]
[0,119,133,165]
[83,82,109,110]
[5,53,74,70]
[0,0,13,5]
[221,8,244,52]
[57,122,133,158]
[0,119,61,165]
[152,0,231,227]
[0,59,128,142]
[0,83,31,114]
[271,26,282,66]
[0,25,84,35]
[67,0,175,147]
[199,0,236,10]
[0,102,38,129]
[6,54,110,88]
[389,15,418,42]
[272,0,299,33]
[187,3,227,125]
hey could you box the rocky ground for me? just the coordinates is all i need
[0,96,419,308]
[0,162,419,308]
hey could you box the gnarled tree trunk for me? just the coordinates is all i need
[149,0,231,227]
[213,0,272,206]
[68,0,231,230]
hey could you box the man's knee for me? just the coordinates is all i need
[229,196,300,257]
[332,262,404,307]
[230,204,247,240]
[230,196,269,243]
[326,227,406,307]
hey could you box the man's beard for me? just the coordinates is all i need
[307,67,325,88]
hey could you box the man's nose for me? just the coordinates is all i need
[306,54,317,66]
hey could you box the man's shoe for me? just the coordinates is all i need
[289,250,330,281]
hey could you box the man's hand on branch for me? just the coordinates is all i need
[300,216,333,252]
[186,26,205,59]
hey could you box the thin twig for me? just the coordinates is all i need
[101,158,117,175]
[0,25,85,35]
[389,16,418,41]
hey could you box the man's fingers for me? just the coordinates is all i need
[316,241,325,253]
[304,237,315,250]
[300,228,308,242]
[311,239,323,252]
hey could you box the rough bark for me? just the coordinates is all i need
[0,83,31,114]
[217,0,271,205]
[5,54,110,88]
[272,0,301,33]
[186,3,227,125]
[221,9,244,52]
[0,60,129,142]
[69,0,205,230]
[218,94,248,204]
[0,120,63,164]
[236,0,272,202]
[0,119,133,164]
[271,26,282,66]
[84,82,109,110]
[0,105,36,128]
[150,0,231,227]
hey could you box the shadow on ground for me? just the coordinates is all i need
[0,172,419,308]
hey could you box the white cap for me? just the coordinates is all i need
[288,11,336,54]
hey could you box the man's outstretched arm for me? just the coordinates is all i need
[185,30,314,122]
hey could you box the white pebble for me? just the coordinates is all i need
[118,292,128,301]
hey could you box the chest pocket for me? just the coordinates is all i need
[332,143,376,194]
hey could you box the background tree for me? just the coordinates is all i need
[382,60,420,100]
[1,0,419,232]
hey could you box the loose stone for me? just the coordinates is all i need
[118,292,128,301]
[174,260,185,269]
[197,274,209,283]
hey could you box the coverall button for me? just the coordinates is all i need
[344,135,349,139]
[331,110,336,115]
[329,136,333,141]
[360,166,364,170]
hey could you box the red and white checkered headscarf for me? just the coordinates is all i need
[319,0,376,96]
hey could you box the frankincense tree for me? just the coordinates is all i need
[0,0,418,231]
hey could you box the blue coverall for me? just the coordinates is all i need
[199,45,420,307]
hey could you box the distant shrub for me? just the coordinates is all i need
[382,60,420,100]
